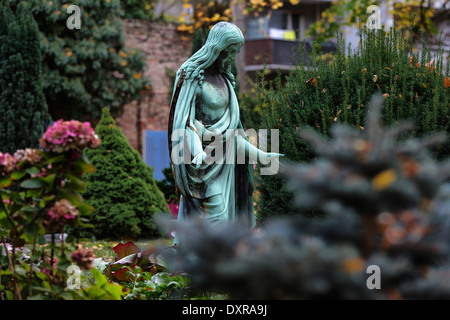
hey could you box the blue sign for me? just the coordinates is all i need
[143,130,171,181]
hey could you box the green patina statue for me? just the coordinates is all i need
[168,22,281,243]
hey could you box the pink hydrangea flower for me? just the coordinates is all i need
[71,245,95,270]
[13,148,42,165]
[40,120,100,153]
[43,199,79,232]
[168,200,179,218]
[0,152,17,175]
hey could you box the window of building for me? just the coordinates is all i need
[268,10,305,40]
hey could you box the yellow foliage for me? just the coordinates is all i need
[372,169,397,191]
[341,258,365,274]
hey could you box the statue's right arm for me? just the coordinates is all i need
[186,84,207,168]
[185,126,206,168]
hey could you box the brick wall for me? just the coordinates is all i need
[116,19,192,152]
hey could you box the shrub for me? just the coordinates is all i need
[256,27,450,221]
[120,0,157,20]
[9,0,151,121]
[0,2,51,154]
[80,108,168,240]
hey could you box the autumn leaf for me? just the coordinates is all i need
[372,169,397,190]
[342,258,365,274]
[211,13,221,22]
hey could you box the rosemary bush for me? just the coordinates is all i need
[256,27,450,222]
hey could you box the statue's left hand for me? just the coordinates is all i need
[260,152,284,162]
[258,152,285,168]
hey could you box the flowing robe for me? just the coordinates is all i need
[168,70,255,242]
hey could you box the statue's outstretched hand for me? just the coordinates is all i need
[260,152,284,162]
[258,152,285,168]
[192,151,207,168]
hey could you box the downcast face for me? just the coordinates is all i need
[218,44,241,73]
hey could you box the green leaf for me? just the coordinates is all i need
[65,173,87,192]
[42,195,56,202]
[104,282,126,299]
[21,231,36,244]
[10,170,26,180]
[0,216,14,230]
[91,268,107,287]
[37,235,47,245]
[76,217,94,229]
[25,167,41,175]
[60,190,83,205]
[34,271,48,281]
[57,256,71,271]
[65,234,76,243]
[72,154,96,174]
[88,268,127,300]
[24,221,39,235]
[20,205,40,215]
[0,228,8,238]
[15,266,27,277]
[0,177,12,188]
[44,153,66,164]
[20,178,46,189]
[77,202,94,216]
[40,173,56,187]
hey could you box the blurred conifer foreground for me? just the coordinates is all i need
[162,95,450,299]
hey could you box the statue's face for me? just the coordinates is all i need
[218,44,241,73]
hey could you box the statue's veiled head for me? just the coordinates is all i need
[179,22,244,86]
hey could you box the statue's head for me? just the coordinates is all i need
[204,21,244,57]
[179,22,244,86]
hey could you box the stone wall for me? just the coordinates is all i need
[116,20,192,152]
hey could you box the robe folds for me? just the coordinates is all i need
[168,70,255,243]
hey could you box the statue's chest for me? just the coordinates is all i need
[200,81,229,111]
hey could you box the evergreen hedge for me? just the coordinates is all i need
[15,0,151,122]
[256,28,450,222]
[0,2,51,154]
[80,108,168,240]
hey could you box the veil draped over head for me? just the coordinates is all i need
[168,22,255,240]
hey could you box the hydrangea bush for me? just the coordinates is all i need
[0,119,125,300]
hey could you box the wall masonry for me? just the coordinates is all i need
[116,19,192,152]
